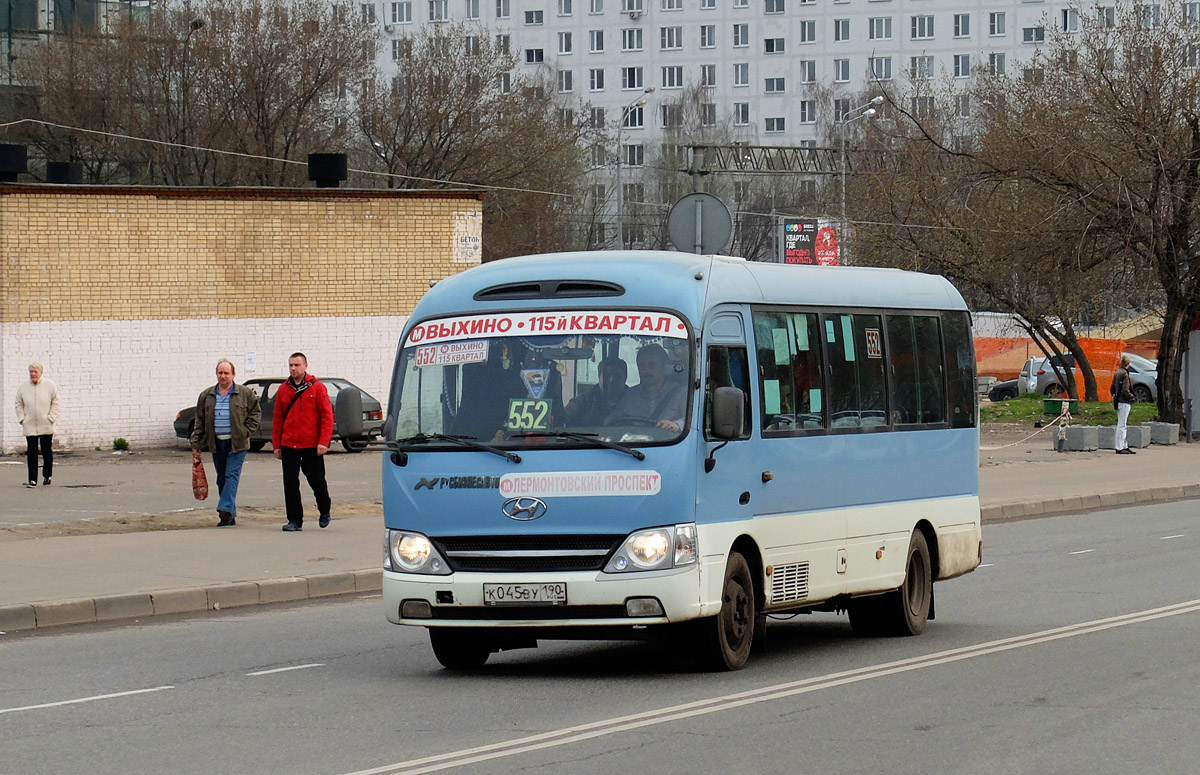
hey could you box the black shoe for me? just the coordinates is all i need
[319,513,331,529]
[282,522,302,532]
[42,477,51,486]
[24,480,35,488]
[217,510,232,527]
[228,516,236,526]
[1127,448,1137,454]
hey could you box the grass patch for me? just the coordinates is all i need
[982,394,1159,426]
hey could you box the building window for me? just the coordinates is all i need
[589,108,605,128]
[622,0,643,12]
[869,17,891,40]
[700,24,715,47]
[1022,67,1044,84]
[955,94,970,117]
[361,3,376,23]
[765,117,785,133]
[833,98,849,121]
[662,104,682,127]
[798,60,815,82]
[764,38,784,55]
[662,0,681,9]
[869,56,892,80]
[1186,3,1199,24]
[465,0,479,18]
[495,33,509,53]
[465,35,480,55]
[1138,4,1162,27]
[428,0,447,20]
[732,0,747,7]
[733,62,749,86]
[910,96,933,118]
[953,54,971,78]
[701,103,717,126]
[590,30,604,51]
[988,52,1006,75]
[622,106,644,129]
[989,12,1005,35]
[1097,6,1115,27]
[391,1,412,23]
[622,66,644,89]
[558,69,573,92]
[391,38,405,59]
[524,9,543,24]
[590,68,605,90]
[700,0,714,8]
[623,144,644,166]
[622,28,643,51]
[799,20,815,43]
[1022,26,1044,43]
[911,15,933,40]
[765,0,784,13]
[559,31,573,53]
[765,76,785,93]
[910,55,932,80]
[662,65,684,88]
[733,102,749,125]
[798,100,816,123]
[525,48,544,63]
[1062,8,1079,31]
[497,72,511,92]
[834,18,849,41]
[590,0,602,11]
[700,63,716,86]
[590,144,606,167]
[834,58,850,82]
[559,0,572,14]
[661,26,683,50]
[953,13,969,37]
[733,23,748,47]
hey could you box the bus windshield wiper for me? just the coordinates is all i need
[511,430,646,461]
[393,433,521,463]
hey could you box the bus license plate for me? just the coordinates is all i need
[482,583,568,606]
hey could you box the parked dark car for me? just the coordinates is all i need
[988,378,1020,402]
[174,377,384,452]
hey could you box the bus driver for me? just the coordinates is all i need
[606,344,686,432]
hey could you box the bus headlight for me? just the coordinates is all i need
[385,530,452,575]
[605,524,698,573]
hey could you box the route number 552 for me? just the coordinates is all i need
[506,399,552,431]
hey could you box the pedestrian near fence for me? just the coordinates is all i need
[15,362,61,487]
[273,352,334,532]
[191,359,261,526]
[1112,354,1136,455]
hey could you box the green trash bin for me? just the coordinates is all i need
[1043,398,1078,415]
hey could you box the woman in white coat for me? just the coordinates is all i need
[15,362,61,487]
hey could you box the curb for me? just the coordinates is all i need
[0,569,383,633]
[980,483,1200,523]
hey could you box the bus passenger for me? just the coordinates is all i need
[564,357,628,426]
[606,344,686,432]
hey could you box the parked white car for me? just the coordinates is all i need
[1017,353,1157,402]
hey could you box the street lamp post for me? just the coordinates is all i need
[615,86,654,249]
[181,16,205,183]
[839,96,882,264]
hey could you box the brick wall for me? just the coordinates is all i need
[1,185,483,452]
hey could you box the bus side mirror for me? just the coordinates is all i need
[335,388,365,440]
[711,387,745,440]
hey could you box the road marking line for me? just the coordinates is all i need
[1069,549,1094,555]
[246,663,325,676]
[1160,534,1185,540]
[0,686,175,715]
[340,599,1200,775]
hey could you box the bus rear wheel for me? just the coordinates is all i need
[429,628,492,670]
[850,531,932,637]
[700,551,756,670]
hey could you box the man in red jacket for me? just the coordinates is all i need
[273,352,334,531]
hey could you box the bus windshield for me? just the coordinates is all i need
[390,312,692,449]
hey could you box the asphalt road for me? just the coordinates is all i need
[2,501,1198,775]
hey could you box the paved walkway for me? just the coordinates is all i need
[3,430,1199,633]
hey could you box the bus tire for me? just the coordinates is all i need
[883,530,932,636]
[701,551,756,670]
[429,628,491,670]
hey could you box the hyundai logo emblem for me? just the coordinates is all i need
[502,497,547,521]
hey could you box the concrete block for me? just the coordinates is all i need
[1060,496,1085,513]
[1115,491,1137,505]
[0,604,37,632]
[1143,422,1180,445]
[1128,426,1151,448]
[1023,501,1046,516]
[207,582,260,610]
[1079,494,1102,509]
[35,599,96,628]
[258,577,309,604]
[1097,426,1116,449]
[1098,492,1119,507]
[95,594,153,622]
[1000,503,1026,519]
[354,569,383,593]
[1040,498,1066,515]
[1136,488,1157,503]
[306,572,356,598]
[151,588,208,616]
[1064,425,1098,451]
[980,505,1003,522]
[1185,484,1200,498]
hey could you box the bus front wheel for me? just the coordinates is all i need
[700,551,757,670]
[850,530,932,637]
[429,628,492,670]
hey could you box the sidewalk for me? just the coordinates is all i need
[3,430,1199,633]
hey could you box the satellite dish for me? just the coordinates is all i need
[667,193,732,255]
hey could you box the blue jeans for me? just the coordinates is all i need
[212,439,247,516]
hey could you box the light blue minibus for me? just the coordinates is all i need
[373,251,981,670]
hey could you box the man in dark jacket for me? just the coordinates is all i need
[273,352,334,531]
[1112,354,1136,455]
[191,359,261,526]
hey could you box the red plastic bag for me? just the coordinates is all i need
[192,460,209,500]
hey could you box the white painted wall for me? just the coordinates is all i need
[1,315,409,453]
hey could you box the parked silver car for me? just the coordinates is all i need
[1018,353,1156,402]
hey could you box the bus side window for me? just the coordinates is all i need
[704,346,751,439]
[942,311,976,428]
[887,315,946,425]
[753,310,824,433]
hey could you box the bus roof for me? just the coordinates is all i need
[413,251,967,326]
